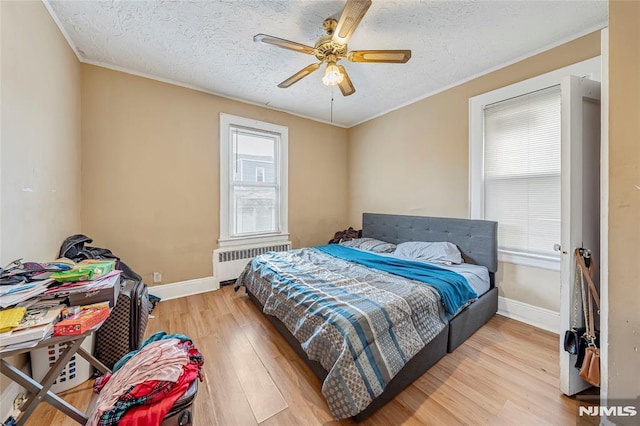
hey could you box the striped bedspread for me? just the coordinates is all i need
[236,246,476,419]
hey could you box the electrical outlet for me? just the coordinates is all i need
[153,272,162,283]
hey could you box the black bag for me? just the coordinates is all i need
[160,379,198,426]
[58,234,141,283]
[94,278,149,369]
[564,326,586,355]
[564,327,600,369]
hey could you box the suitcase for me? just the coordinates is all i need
[94,278,149,369]
[161,379,198,426]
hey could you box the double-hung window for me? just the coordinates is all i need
[219,113,288,246]
[484,87,561,267]
[469,57,600,270]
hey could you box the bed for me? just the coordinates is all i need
[236,213,498,421]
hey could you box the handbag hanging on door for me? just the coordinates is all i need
[574,248,601,387]
[563,253,587,359]
[570,250,600,369]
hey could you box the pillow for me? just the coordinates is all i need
[340,238,397,253]
[394,241,463,265]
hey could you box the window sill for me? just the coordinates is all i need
[498,250,560,271]
[218,233,290,248]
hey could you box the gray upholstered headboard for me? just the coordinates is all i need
[362,213,498,275]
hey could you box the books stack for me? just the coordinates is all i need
[45,270,121,308]
[0,305,63,351]
[0,279,54,309]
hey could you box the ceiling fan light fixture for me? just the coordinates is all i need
[255,0,408,96]
[322,62,344,86]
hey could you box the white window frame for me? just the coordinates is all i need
[469,57,600,271]
[219,113,288,248]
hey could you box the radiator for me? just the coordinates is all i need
[213,241,292,285]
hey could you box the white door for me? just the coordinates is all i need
[559,75,601,396]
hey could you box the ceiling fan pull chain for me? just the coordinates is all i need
[330,87,335,123]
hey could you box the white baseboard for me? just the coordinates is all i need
[0,363,30,422]
[149,276,218,302]
[497,296,560,334]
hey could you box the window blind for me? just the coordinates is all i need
[483,85,561,258]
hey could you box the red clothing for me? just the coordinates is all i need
[118,361,200,425]
[94,338,204,426]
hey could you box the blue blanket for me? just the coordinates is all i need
[316,244,477,315]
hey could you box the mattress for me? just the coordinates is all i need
[435,262,491,297]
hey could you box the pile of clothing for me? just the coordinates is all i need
[88,332,204,426]
[0,258,73,285]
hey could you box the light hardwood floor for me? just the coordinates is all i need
[26,285,593,425]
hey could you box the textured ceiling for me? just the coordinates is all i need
[46,0,607,127]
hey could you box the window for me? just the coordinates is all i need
[469,57,600,270]
[485,86,561,260]
[219,114,288,246]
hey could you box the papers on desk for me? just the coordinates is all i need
[0,270,119,350]
[0,337,42,352]
[45,270,121,309]
[0,323,54,350]
[13,306,63,331]
[0,305,63,350]
[45,270,120,296]
[0,279,53,308]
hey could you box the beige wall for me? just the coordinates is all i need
[348,32,601,312]
[0,0,81,398]
[607,0,640,406]
[1,0,81,264]
[80,65,349,285]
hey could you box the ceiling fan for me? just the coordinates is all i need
[254,0,411,96]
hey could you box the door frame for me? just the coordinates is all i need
[599,27,609,409]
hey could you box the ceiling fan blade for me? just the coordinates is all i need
[332,0,372,45]
[336,65,355,96]
[347,50,412,63]
[278,63,321,88]
[254,34,315,55]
